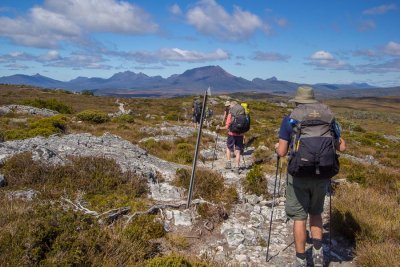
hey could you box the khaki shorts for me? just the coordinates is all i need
[285,174,329,220]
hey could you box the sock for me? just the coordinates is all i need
[296,252,306,260]
[313,238,322,250]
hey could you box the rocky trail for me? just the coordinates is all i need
[0,122,356,266]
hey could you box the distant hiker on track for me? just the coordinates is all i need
[204,105,213,128]
[217,101,249,174]
[192,97,202,128]
[222,101,230,125]
[275,86,346,267]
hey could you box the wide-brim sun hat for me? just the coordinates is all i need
[224,101,231,106]
[289,85,318,104]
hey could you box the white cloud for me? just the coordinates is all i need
[186,0,269,40]
[384,41,400,56]
[352,42,400,59]
[44,0,158,34]
[38,50,62,61]
[169,4,182,15]
[0,50,111,70]
[362,4,397,15]
[353,49,378,58]
[0,0,158,48]
[251,51,290,62]
[308,51,349,70]
[354,58,400,73]
[129,48,230,63]
[310,51,334,60]
[45,53,112,69]
[0,8,80,48]
[0,51,35,62]
[5,63,29,70]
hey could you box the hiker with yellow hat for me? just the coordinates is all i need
[274,86,346,267]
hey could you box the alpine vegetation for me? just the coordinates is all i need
[0,85,399,266]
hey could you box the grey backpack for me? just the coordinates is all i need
[228,104,250,134]
[288,103,339,179]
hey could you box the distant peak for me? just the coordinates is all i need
[267,76,278,81]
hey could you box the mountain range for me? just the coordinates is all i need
[1,65,398,98]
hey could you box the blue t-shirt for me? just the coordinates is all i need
[278,116,293,142]
[278,116,341,144]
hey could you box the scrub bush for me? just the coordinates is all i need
[76,110,110,123]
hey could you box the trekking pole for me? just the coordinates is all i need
[329,180,332,263]
[277,159,283,197]
[211,132,219,169]
[266,156,280,262]
[187,88,211,208]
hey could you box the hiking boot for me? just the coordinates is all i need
[225,161,231,169]
[289,256,306,267]
[312,247,324,267]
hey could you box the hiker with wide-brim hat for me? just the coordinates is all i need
[274,85,346,267]
[289,85,318,104]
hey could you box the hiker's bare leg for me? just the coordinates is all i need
[310,214,323,240]
[294,219,307,253]
[226,148,231,161]
[234,149,241,168]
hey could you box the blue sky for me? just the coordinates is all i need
[0,0,399,87]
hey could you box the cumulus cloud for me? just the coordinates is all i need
[308,44,400,74]
[0,50,112,70]
[353,49,378,58]
[362,4,397,15]
[384,41,400,56]
[310,51,334,60]
[354,58,400,73]
[0,50,61,63]
[251,51,290,62]
[124,48,230,63]
[185,0,269,40]
[352,42,400,59]
[38,50,62,61]
[0,47,230,69]
[5,63,29,70]
[169,4,182,15]
[44,0,158,34]
[44,53,112,69]
[0,0,158,48]
[308,50,349,69]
